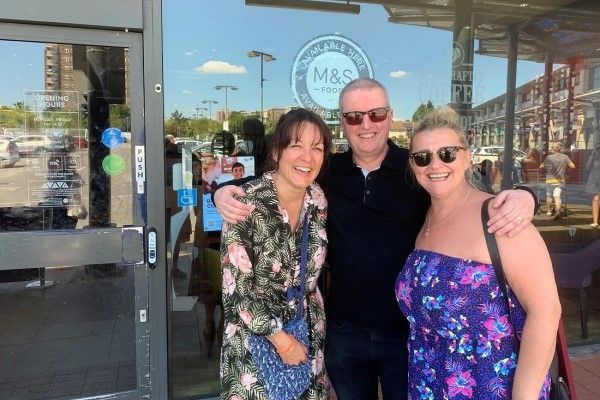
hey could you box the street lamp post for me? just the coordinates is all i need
[195,104,208,119]
[215,85,238,121]
[201,99,218,121]
[247,50,276,122]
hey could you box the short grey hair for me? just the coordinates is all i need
[410,106,467,150]
[338,77,390,112]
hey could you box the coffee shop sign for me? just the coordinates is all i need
[291,34,373,124]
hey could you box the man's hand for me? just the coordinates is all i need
[214,185,254,224]
[487,189,536,237]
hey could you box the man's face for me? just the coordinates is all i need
[232,166,245,179]
[340,87,392,165]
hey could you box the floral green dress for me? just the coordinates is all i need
[220,172,329,400]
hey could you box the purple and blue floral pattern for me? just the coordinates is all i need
[396,249,550,399]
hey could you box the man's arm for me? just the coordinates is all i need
[487,187,538,237]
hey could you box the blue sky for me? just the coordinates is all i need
[162,1,547,120]
[0,2,547,121]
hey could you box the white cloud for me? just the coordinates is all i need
[389,70,408,79]
[184,50,197,56]
[181,89,193,94]
[195,60,247,74]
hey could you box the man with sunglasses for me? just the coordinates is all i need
[213,79,536,400]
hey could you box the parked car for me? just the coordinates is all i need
[471,146,526,165]
[13,134,52,156]
[69,135,89,149]
[0,137,20,167]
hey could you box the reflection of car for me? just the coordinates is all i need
[0,137,20,167]
[69,135,88,149]
[13,134,52,155]
[471,146,526,165]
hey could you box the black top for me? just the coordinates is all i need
[321,141,429,334]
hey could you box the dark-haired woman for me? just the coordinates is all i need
[220,109,332,400]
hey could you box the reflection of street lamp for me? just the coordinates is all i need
[195,105,208,119]
[247,50,276,122]
[215,85,238,121]
[201,99,218,121]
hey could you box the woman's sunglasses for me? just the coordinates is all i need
[410,146,467,167]
[341,107,389,125]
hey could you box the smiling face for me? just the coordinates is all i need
[340,86,392,166]
[410,127,471,200]
[232,165,245,179]
[274,122,325,195]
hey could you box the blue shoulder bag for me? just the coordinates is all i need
[248,213,312,400]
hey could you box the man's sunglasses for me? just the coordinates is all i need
[410,146,467,167]
[341,107,389,125]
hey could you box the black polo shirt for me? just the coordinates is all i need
[321,141,430,333]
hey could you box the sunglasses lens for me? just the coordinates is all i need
[368,108,388,122]
[343,112,362,125]
[438,147,458,163]
[412,152,431,167]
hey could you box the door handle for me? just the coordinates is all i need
[147,227,157,268]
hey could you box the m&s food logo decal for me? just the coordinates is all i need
[290,34,373,124]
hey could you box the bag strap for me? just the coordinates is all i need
[296,211,310,318]
[481,197,520,350]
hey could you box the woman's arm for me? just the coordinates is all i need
[221,207,308,364]
[495,221,561,399]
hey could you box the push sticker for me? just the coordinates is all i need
[102,154,125,176]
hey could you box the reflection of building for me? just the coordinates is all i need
[472,64,600,152]
[44,44,131,109]
[390,120,413,145]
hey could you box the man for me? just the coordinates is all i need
[231,162,245,180]
[214,78,535,399]
[540,142,575,218]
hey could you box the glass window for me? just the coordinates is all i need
[163,1,600,398]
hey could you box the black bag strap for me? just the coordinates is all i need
[481,197,519,350]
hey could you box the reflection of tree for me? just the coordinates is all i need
[164,109,220,140]
[412,100,435,122]
[109,104,131,131]
[0,103,34,129]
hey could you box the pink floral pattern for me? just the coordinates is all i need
[220,173,329,400]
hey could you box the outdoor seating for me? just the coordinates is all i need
[550,239,600,339]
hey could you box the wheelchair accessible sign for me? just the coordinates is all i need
[290,34,374,124]
[177,188,198,207]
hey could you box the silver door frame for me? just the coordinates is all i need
[0,21,168,399]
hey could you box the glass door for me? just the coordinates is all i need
[0,24,153,400]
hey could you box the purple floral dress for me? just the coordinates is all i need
[395,249,550,399]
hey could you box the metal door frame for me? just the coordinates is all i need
[0,21,168,399]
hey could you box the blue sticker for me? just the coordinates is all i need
[202,194,222,231]
[177,188,198,207]
[101,127,125,149]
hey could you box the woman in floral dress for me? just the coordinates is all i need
[220,109,332,400]
[395,107,561,399]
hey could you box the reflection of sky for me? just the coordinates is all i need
[1,3,547,120]
[163,1,547,119]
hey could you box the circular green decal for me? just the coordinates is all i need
[102,154,125,176]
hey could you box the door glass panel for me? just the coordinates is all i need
[0,39,138,399]
[0,263,136,399]
[0,41,132,232]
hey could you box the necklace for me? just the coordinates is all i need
[424,188,471,237]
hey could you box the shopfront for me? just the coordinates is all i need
[1,1,600,399]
